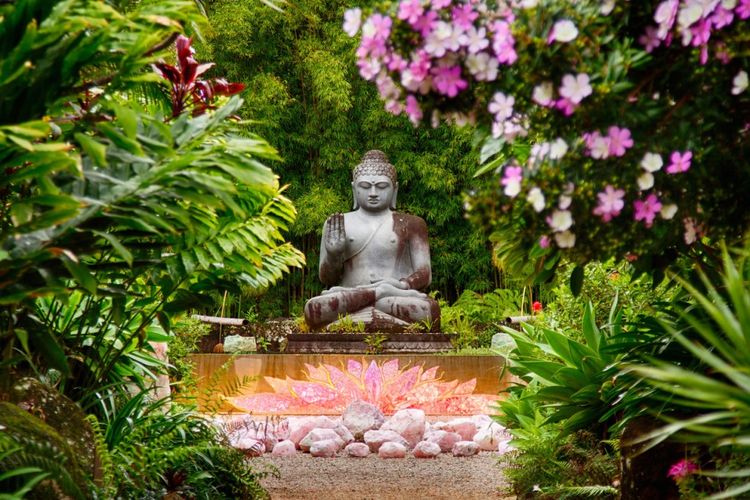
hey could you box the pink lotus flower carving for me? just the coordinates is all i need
[226,358,498,415]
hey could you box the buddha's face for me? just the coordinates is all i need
[353,174,396,212]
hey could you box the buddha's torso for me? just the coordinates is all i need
[339,211,411,287]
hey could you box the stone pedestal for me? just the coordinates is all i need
[285,333,454,354]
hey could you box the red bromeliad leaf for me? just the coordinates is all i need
[154,35,245,118]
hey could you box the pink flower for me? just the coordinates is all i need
[362,14,392,41]
[405,95,423,125]
[491,21,517,65]
[386,54,408,72]
[711,7,734,29]
[452,4,478,30]
[539,235,550,248]
[634,193,662,227]
[666,150,692,174]
[584,131,610,159]
[607,126,634,157]
[431,0,451,9]
[343,8,362,37]
[654,0,678,39]
[555,97,577,116]
[398,0,424,24]
[593,185,625,222]
[690,19,711,48]
[738,0,750,20]
[413,10,439,36]
[431,65,467,97]
[639,26,661,52]
[668,459,698,481]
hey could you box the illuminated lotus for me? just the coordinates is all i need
[225,358,498,415]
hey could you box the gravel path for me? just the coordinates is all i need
[253,451,511,499]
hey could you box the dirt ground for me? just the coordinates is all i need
[253,451,512,500]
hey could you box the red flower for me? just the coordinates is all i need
[532,301,543,313]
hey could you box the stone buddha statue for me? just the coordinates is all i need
[304,150,440,332]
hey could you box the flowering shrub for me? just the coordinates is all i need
[344,0,750,278]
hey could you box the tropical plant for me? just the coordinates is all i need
[502,301,626,436]
[627,247,750,499]
[0,0,303,403]
[154,34,246,118]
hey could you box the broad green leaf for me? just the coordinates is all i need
[93,230,133,266]
[582,302,601,352]
[75,133,108,167]
[61,252,98,294]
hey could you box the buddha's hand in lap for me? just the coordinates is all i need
[358,280,424,300]
[324,213,346,257]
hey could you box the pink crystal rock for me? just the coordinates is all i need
[364,429,409,453]
[379,442,407,458]
[299,428,344,452]
[288,416,337,446]
[345,442,371,458]
[426,430,463,453]
[452,440,480,457]
[342,400,385,439]
[445,418,478,441]
[310,439,340,458]
[473,422,510,451]
[381,409,426,449]
[413,441,441,458]
[272,440,297,457]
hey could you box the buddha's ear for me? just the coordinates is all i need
[351,182,358,210]
[390,182,398,210]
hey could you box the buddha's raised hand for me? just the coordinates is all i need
[324,213,347,256]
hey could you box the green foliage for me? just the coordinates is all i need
[169,317,211,390]
[540,260,676,338]
[499,426,619,500]
[363,332,388,354]
[0,402,87,499]
[93,391,270,499]
[502,302,624,435]
[441,288,523,348]
[627,246,750,499]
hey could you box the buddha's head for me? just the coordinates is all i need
[352,150,398,212]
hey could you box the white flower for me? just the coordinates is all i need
[550,138,568,159]
[590,135,610,159]
[637,172,655,190]
[489,92,515,120]
[462,27,490,54]
[677,3,703,29]
[532,81,554,106]
[527,187,546,212]
[722,0,737,8]
[424,22,453,57]
[660,203,678,219]
[640,152,663,172]
[466,53,498,81]
[555,230,576,248]
[548,209,573,232]
[732,70,748,96]
[530,142,550,164]
[550,20,578,43]
[600,0,616,15]
[520,0,539,8]
[559,73,592,104]
[504,180,522,197]
[491,120,504,139]
[559,195,572,210]
[343,8,362,37]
